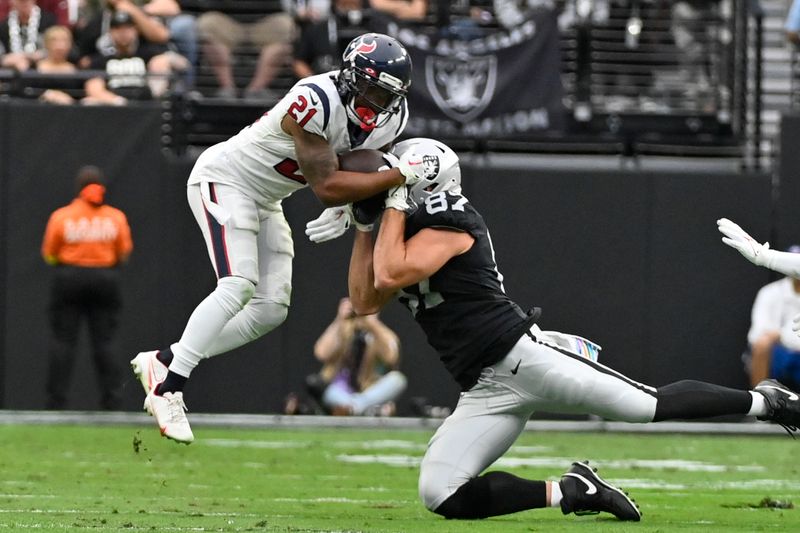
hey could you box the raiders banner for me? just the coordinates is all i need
[394,9,565,139]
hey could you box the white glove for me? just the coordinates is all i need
[384,184,409,212]
[717,217,774,268]
[397,150,425,186]
[793,313,800,334]
[305,206,352,243]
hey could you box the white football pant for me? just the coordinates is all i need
[167,182,294,378]
[418,328,657,511]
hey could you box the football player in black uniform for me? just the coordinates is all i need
[345,138,800,522]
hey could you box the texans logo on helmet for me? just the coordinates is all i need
[355,38,377,55]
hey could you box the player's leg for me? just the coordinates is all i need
[419,380,639,521]
[203,209,293,357]
[515,331,786,426]
[140,182,260,443]
[418,393,537,518]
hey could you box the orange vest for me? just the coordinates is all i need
[41,198,133,268]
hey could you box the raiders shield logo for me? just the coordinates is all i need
[425,55,497,122]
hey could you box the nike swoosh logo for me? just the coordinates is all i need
[564,473,598,495]
[511,360,521,375]
[759,385,799,401]
[309,94,319,106]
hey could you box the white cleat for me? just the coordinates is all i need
[144,391,194,444]
[131,351,168,399]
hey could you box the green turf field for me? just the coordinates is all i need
[1,424,798,532]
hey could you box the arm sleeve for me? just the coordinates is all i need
[766,249,800,278]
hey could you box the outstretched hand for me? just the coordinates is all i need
[717,218,772,267]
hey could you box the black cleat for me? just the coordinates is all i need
[754,379,800,436]
[560,461,641,521]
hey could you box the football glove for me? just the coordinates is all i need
[305,206,352,243]
[717,218,775,269]
[397,150,425,186]
[384,184,409,212]
[352,192,386,232]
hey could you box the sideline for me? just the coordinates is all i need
[0,410,788,435]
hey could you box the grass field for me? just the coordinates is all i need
[1,422,799,532]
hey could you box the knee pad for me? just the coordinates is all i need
[419,461,465,513]
[215,276,256,313]
[242,297,289,338]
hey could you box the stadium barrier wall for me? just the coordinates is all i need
[0,102,786,415]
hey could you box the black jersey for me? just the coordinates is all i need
[399,191,539,390]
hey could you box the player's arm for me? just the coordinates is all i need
[281,116,404,207]
[373,209,475,291]
[349,229,396,315]
[718,218,800,277]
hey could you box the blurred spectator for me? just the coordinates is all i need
[293,0,376,79]
[73,0,170,67]
[0,0,68,26]
[744,246,800,392]
[284,0,331,29]
[196,4,295,100]
[37,24,77,103]
[669,0,714,103]
[142,0,198,87]
[41,165,133,410]
[787,0,800,46]
[305,297,407,416]
[369,0,427,22]
[82,9,186,104]
[0,0,59,71]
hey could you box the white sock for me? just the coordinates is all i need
[748,390,768,416]
[548,480,563,508]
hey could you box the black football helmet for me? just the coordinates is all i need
[337,33,412,130]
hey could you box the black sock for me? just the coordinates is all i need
[156,347,173,366]
[653,379,752,421]
[434,471,547,519]
[156,371,188,395]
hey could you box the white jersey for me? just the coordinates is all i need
[188,71,409,207]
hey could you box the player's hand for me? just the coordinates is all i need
[397,151,425,185]
[717,218,773,267]
[305,206,352,243]
[384,184,409,212]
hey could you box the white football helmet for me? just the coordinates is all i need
[390,138,461,211]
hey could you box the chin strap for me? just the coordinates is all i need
[355,107,377,131]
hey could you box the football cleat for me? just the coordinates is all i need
[560,461,641,521]
[131,350,168,398]
[144,391,194,444]
[754,379,800,436]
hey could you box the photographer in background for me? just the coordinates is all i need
[306,297,406,416]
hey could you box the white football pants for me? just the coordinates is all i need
[168,183,294,377]
[418,328,658,511]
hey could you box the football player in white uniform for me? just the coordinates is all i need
[130,33,428,443]
[341,139,800,522]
